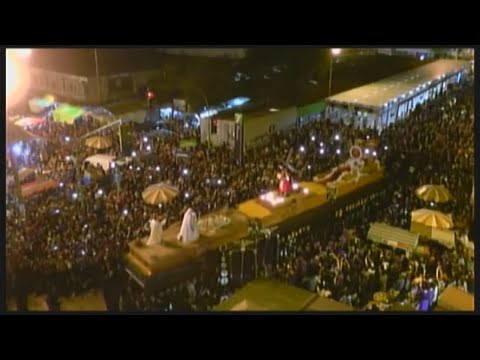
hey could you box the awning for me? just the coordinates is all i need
[367,223,419,252]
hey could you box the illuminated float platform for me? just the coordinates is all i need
[315,166,385,198]
[237,182,328,228]
[126,209,249,283]
[126,167,385,289]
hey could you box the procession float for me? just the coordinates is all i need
[314,146,384,198]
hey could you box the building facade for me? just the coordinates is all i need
[29,67,163,105]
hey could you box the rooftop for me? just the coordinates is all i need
[326,59,469,109]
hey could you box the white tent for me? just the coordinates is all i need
[84,154,115,172]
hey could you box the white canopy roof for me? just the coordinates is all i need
[327,60,469,109]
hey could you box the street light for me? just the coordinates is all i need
[328,48,341,96]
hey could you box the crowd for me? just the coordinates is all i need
[264,80,474,310]
[272,217,473,310]
[6,76,473,311]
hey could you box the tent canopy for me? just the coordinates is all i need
[367,223,419,252]
[84,107,115,124]
[213,280,316,311]
[436,287,474,311]
[304,296,354,311]
[52,104,85,125]
[15,116,45,128]
[326,60,468,109]
[84,154,115,172]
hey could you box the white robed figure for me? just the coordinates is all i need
[177,208,200,243]
[146,217,167,246]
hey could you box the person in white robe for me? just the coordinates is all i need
[145,216,167,246]
[177,208,200,243]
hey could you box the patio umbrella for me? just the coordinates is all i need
[6,122,39,146]
[85,136,112,150]
[142,183,179,205]
[411,209,453,229]
[415,184,453,203]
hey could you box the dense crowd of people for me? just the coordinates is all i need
[267,80,474,310]
[6,75,474,311]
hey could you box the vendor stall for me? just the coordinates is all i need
[367,223,419,252]
[410,209,456,249]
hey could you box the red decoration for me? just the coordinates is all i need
[278,170,293,195]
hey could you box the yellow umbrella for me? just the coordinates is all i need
[415,184,453,203]
[142,183,179,205]
[85,136,112,150]
[411,209,453,229]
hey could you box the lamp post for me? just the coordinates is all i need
[196,88,211,144]
[328,48,341,96]
[94,49,101,104]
